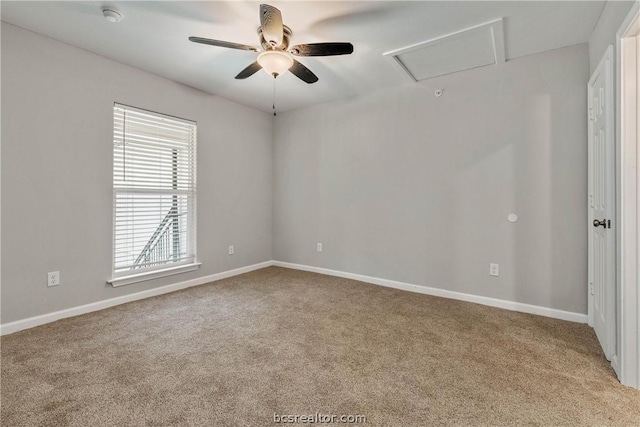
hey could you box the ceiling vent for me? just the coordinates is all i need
[384,18,505,82]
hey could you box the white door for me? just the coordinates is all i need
[588,45,616,360]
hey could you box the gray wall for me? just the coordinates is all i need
[1,20,598,324]
[273,44,590,314]
[1,23,273,324]
[589,0,635,73]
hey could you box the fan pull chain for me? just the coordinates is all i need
[272,76,277,117]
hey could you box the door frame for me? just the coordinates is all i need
[616,0,640,389]
[588,45,616,363]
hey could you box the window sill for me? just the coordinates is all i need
[108,263,201,287]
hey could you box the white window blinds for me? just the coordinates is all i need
[113,104,197,276]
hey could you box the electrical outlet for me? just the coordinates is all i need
[317,243,323,252]
[48,271,60,287]
[489,263,500,277]
[228,245,234,255]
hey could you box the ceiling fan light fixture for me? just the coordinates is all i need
[257,50,293,77]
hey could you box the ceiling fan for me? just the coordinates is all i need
[189,4,354,84]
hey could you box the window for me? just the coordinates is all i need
[110,104,197,286]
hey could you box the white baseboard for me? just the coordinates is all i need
[1,259,588,335]
[272,261,588,324]
[0,261,273,336]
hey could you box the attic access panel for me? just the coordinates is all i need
[384,18,505,82]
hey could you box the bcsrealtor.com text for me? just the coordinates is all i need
[273,413,366,424]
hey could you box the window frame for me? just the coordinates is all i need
[108,103,199,287]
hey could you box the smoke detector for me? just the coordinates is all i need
[102,7,123,23]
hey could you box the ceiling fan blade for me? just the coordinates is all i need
[260,4,284,47]
[189,36,258,52]
[235,61,263,79]
[290,60,318,84]
[290,42,354,57]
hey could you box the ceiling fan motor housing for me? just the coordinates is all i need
[258,25,292,51]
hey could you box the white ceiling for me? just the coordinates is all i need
[1,1,605,113]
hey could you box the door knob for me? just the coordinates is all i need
[593,219,610,228]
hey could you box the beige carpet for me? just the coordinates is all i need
[2,266,639,426]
